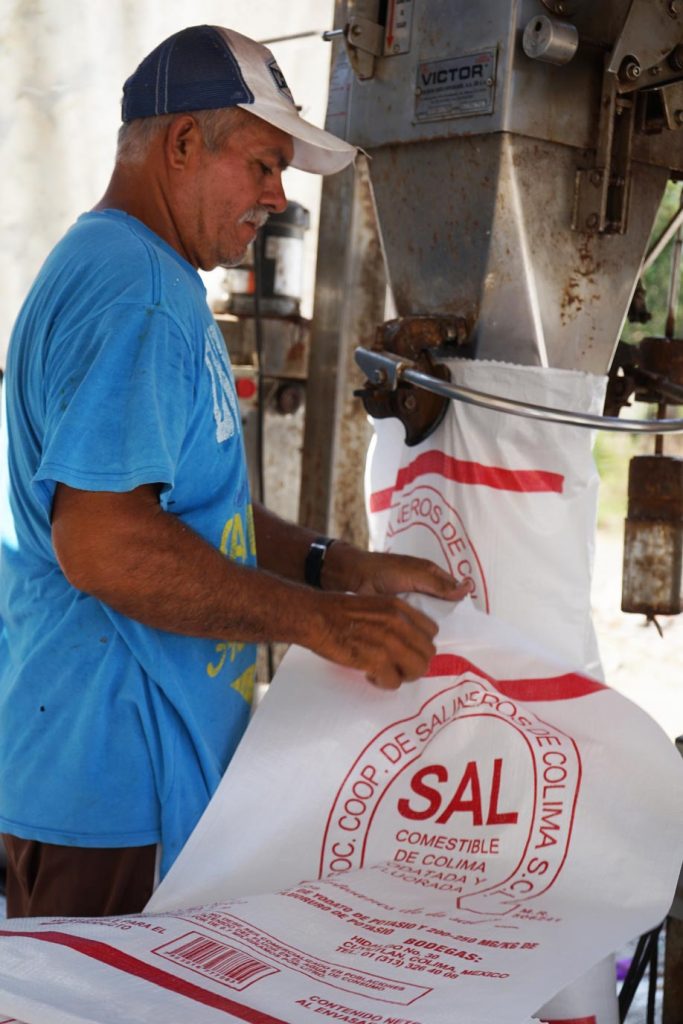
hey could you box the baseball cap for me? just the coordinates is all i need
[121,24,357,175]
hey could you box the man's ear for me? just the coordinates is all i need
[165,115,203,169]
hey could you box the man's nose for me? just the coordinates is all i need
[262,173,287,214]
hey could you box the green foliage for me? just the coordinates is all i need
[622,181,683,345]
[594,430,644,529]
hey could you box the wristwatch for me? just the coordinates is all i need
[305,536,335,589]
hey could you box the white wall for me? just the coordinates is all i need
[1,0,336,366]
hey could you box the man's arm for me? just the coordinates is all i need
[253,502,472,599]
[52,484,465,689]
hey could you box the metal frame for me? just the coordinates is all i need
[298,149,386,542]
[355,347,683,433]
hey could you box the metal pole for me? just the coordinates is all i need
[300,156,387,541]
[662,737,683,1024]
[299,0,388,542]
[258,31,325,45]
[665,187,683,340]
[642,202,683,274]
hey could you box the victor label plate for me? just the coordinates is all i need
[415,48,497,122]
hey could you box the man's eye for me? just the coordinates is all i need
[259,161,273,176]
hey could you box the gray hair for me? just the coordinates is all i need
[116,107,249,164]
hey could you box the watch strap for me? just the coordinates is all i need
[304,536,335,588]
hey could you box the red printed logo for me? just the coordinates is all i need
[385,485,489,610]
[320,671,581,917]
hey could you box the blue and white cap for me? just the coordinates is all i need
[122,25,356,175]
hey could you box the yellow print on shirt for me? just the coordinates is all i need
[206,647,255,705]
[219,507,257,560]
[207,506,257,682]
[206,640,245,678]
[231,663,256,704]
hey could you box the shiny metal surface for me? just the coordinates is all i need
[346,0,599,149]
[522,14,579,65]
[333,0,683,372]
[368,135,666,372]
[355,347,683,432]
[343,0,683,162]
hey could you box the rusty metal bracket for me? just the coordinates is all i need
[573,57,634,235]
[354,316,467,446]
[339,0,385,80]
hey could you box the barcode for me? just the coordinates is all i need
[153,931,278,991]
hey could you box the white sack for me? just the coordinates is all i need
[1,600,681,1024]
[365,360,607,676]
[366,360,617,1023]
[536,954,619,1023]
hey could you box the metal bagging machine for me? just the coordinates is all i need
[298,1,683,1019]
[303,0,683,595]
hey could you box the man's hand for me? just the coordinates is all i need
[322,543,474,603]
[304,544,472,689]
[309,591,440,690]
[251,510,471,687]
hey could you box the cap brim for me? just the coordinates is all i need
[238,99,357,175]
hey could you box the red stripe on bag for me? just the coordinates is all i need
[370,450,564,512]
[428,654,606,701]
[540,1018,597,1024]
[0,930,285,1024]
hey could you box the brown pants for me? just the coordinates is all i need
[2,835,157,918]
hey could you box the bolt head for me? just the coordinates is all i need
[586,212,599,229]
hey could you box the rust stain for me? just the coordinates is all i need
[560,233,604,325]
[284,338,306,370]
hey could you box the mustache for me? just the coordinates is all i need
[239,206,270,229]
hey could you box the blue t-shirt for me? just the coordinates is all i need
[0,210,257,876]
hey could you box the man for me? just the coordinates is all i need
[0,25,470,918]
